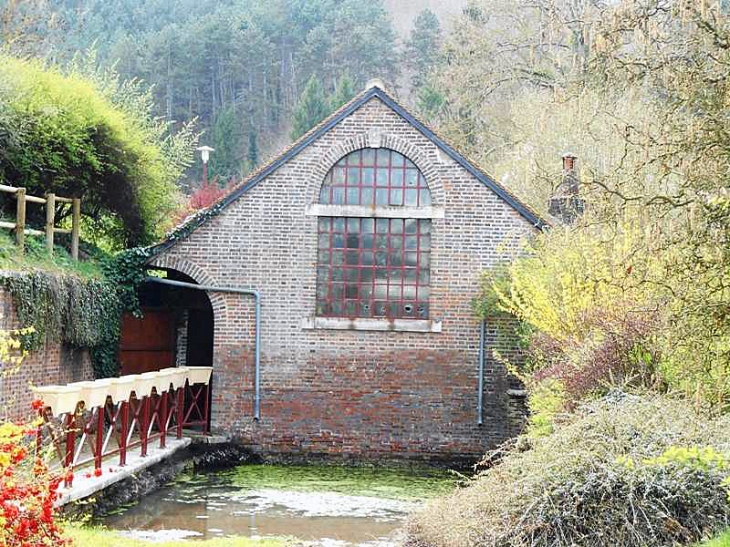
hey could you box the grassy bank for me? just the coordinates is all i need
[67,526,290,547]
[702,530,730,546]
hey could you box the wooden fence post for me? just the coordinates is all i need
[45,193,55,255]
[71,198,80,260]
[15,188,26,253]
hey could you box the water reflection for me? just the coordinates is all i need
[101,465,455,545]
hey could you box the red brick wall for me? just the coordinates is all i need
[152,96,536,463]
[0,289,93,420]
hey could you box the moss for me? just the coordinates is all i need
[66,525,290,547]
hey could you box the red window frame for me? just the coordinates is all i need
[316,217,431,320]
[319,148,431,207]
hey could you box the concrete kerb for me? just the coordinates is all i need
[55,437,192,507]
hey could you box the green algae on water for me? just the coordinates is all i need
[222,464,458,500]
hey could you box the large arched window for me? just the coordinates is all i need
[316,149,432,320]
[319,148,431,206]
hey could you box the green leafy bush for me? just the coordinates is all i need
[477,216,730,432]
[407,394,730,547]
[0,54,197,247]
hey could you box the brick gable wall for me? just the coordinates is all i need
[151,97,535,464]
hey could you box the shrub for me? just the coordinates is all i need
[407,394,730,547]
[477,217,730,425]
[0,54,197,247]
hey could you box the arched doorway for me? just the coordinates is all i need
[119,270,214,375]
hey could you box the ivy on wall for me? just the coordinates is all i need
[1,247,151,378]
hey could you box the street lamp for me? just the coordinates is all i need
[196,146,215,186]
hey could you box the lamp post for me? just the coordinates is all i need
[196,146,215,186]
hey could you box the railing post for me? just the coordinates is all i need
[45,193,55,255]
[119,401,129,466]
[64,412,76,487]
[94,406,104,471]
[15,188,25,253]
[140,395,149,457]
[71,198,80,260]
[176,387,184,439]
[160,391,168,448]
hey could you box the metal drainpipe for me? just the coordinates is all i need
[145,277,262,421]
[477,319,486,426]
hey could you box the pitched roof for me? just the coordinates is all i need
[149,85,548,257]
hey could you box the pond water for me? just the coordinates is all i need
[100,465,457,545]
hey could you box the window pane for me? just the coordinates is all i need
[405,189,418,206]
[376,170,389,186]
[391,170,404,186]
[376,150,390,166]
[406,170,418,187]
[389,188,403,206]
[333,167,346,184]
[346,188,360,205]
[376,189,388,205]
[347,167,360,185]
[419,189,432,206]
[362,149,376,165]
[320,186,330,204]
[362,168,375,186]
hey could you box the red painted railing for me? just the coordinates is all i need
[34,367,211,487]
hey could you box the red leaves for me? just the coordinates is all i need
[0,403,69,545]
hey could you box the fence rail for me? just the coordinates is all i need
[0,185,81,259]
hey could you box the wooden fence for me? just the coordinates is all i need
[0,185,81,260]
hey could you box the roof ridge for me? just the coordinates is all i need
[149,86,548,257]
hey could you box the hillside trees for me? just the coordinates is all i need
[2,0,401,182]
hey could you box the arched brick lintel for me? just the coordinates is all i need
[147,254,227,313]
[308,133,444,204]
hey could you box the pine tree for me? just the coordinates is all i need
[247,127,259,171]
[404,9,442,90]
[329,72,356,110]
[209,105,238,180]
[291,75,330,140]
[416,83,445,124]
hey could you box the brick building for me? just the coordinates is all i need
[139,83,548,464]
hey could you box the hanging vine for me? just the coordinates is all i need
[1,247,151,378]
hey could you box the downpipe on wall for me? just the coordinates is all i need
[478,319,486,426]
[145,277,262,421]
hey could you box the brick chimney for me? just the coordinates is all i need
[548,154,585,224]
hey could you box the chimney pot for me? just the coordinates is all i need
[562,154,577,172]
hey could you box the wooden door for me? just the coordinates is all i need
[119,310,175,375]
